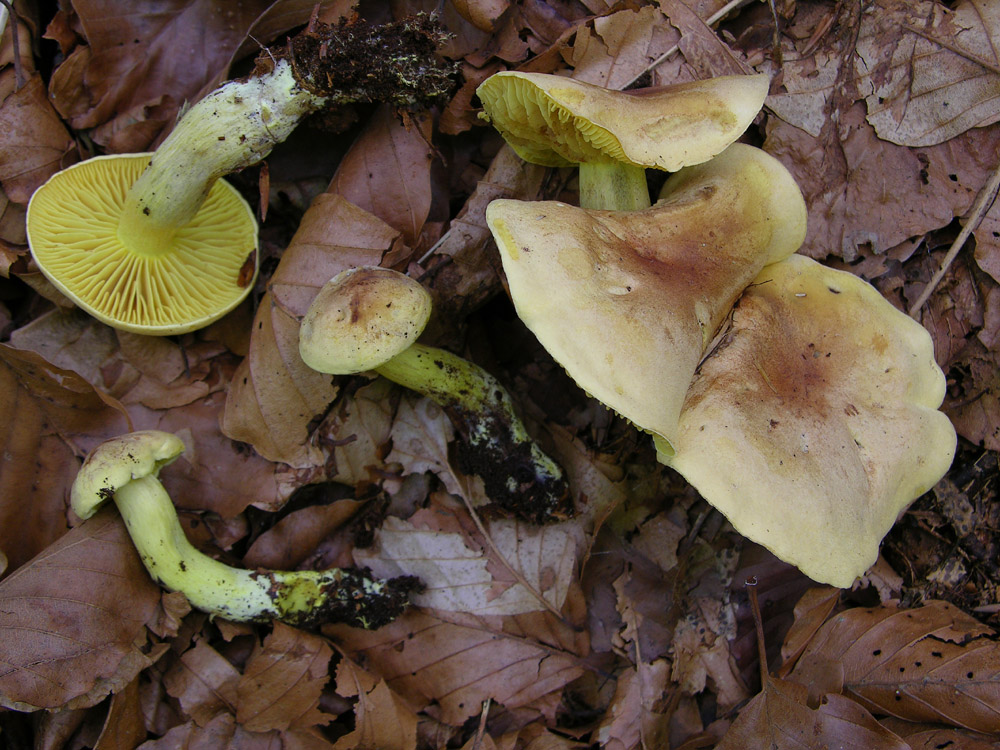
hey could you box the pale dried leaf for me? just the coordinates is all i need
[593,660,672,750]
[856,0,1000,147]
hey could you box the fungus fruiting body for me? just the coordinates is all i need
[659,254,956,587]
[477,71,768,210]
[486,143,807,454]
[27,16,457,335]
[299,266,571,522]
[27,60,319,334]
[73,431,418,628]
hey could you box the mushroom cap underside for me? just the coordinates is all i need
[487,144,807,449]
[477,71,768,171]
[27,154,258,335]
[660,254,956,587]
[71,430,186,519]
[299,266,433,374]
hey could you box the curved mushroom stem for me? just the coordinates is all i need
[579,162,651,211]
[375,343,573,523]
[114,474,418,628]
[117,60,325,257]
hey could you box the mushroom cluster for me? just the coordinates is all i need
[480,71,956,587]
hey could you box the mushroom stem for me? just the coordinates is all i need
[578,162,650,211]
[117,60,324,256]
[79,439,418,629]
[375,343,571,522]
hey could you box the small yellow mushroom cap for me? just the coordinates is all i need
[487,144,807,452]
[299,266,433,374]
[660,254,956,587]
[477,71,769,171]
[71,431,186,520]
[27,155,258,335]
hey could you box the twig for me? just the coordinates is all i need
[621,0,752,90]
[908,160,1000,318]
[0,0,26,91]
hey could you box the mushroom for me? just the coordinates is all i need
[658,254,956,587]
[26,14,457,334]
[298,266,571,523]
[486,143,807,455]
[26,60,316,333]
[73,430,419,627]
[477,71,768,210]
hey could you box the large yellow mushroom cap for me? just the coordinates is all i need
[660,254,956,587]
[477,71,769,171]
[27,154,258,335]
[299,266,433,375]
[487,144,807,451]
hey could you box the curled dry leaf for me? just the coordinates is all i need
[593,660,672,750]
[792,599,1000,732]
[235,623,334,732]
[162,640,241,727]
[0,510,161,711]
[332,658,419,750]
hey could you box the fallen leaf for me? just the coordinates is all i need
[793,599,1000,733]
[235,623,334,732]
[162,640,241,727]
[0,510,161,711]
[716,676,910,749]
[593,660,672,750]
[332,658,419,750]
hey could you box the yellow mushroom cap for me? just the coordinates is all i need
[27,154,258,335]
[299,266,433,374]
[477,72,768,170]
[71,430,185,520]
[487,143,807,451]
[660,254,957,587]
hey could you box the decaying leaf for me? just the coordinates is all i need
[0,510,161,711]
[791,599,1000,733]
[332,658,419,750]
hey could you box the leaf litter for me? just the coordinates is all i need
[1,0,1000,747]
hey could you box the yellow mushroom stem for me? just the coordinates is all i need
[118,60,325,257]
[113,473,415,628]
[578,161,650,211]
[374,343,571,523]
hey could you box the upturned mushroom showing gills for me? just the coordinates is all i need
[73,431,419,628]
[477,71,768,210]
[298,266,572,523]
[659,255,956,587]
[486,143,807,456]
[26,15,456,335]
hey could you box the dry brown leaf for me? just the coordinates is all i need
[94,678,146,750]
[235,623,334,732]
[716,676,910,750]
[593,660,672,750]
[332,658,419,750]
[565,5,676,88]
[0,343,127,570]
[0,510,161,711]
[661,0,755,78]
[244,499,363,570]
[792,599,1000,733]
[326,608,587,726]
[221,194,403,468]
[671,595,748,711]
[45,0,328,149]
[162,640,240,727]
[0,74,76,203]
[856,0,1000,147]
[327,107,435,246]
[320,379,395,487]
[139,712,307,749]
[778,587,841,676]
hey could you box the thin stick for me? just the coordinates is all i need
[745,576,769,688]
[908,161,1000,318]
[0,0,26,91]
[621,0,751,90]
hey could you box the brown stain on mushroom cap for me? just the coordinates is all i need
[664,254,956,587]
[488,143,807,449]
